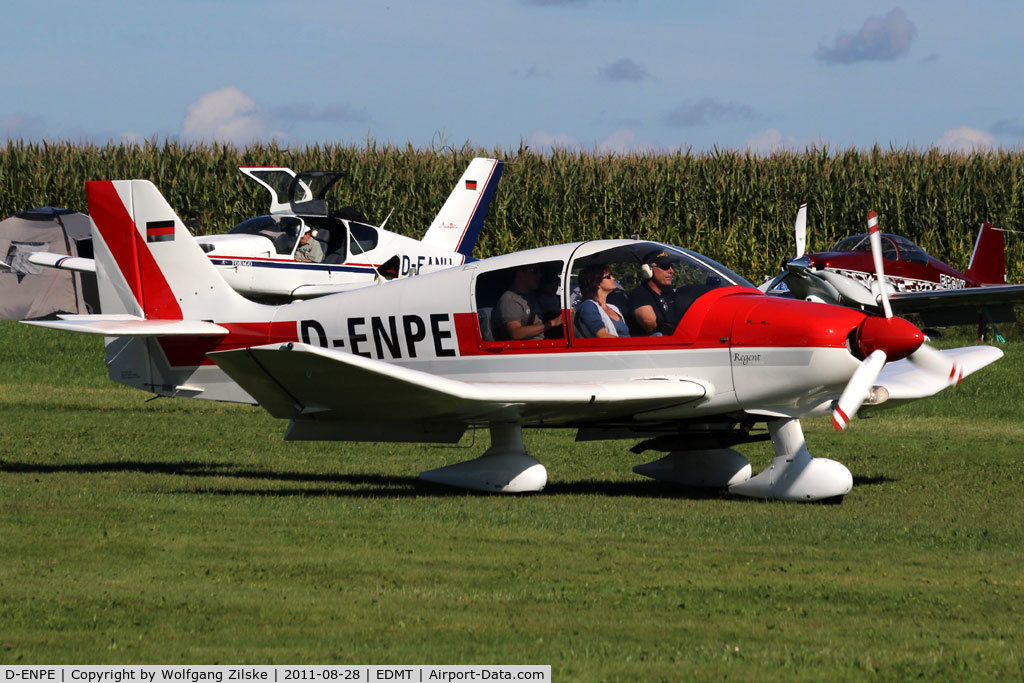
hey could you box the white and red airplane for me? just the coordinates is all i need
[28,158,503,302]
[25,179,1003,502]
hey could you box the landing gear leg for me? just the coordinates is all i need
[419,423,547,493]
[728,418,852,501]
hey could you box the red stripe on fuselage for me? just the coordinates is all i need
[86,181,183,320]
[158,321,298,367]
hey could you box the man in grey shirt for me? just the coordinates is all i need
[494,265,563,340]
[294,226,324,263]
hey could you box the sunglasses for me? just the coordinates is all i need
[602,274,615,280]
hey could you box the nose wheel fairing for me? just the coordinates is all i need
[632,419,852,502]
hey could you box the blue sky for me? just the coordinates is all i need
[2,1,1021,153]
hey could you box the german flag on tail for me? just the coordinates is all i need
[146,220,175,243]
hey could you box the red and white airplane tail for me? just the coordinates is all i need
[25,180,273,403]
[964,222,1005,285]
[421,158,503,259]
[86,179,266,321]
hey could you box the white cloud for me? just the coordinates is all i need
[597,128,636,154]
[528,129,580,150]
[745,129,795,155]
[936,126,995,152]
[182,87,266,145]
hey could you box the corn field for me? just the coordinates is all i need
[2,140,1024,283]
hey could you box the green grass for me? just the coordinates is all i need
[1,321,1023,679]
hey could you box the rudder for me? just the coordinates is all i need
[965,222,1005,285]
[422,158,503,258]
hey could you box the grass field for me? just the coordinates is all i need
[1,321,1023,679]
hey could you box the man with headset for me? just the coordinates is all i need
[628,250,677,336]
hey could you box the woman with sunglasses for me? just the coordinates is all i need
[577,263,629,338]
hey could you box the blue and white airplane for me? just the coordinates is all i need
[29,158,503,302]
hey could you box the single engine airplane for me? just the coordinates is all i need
[25,179,1003,502]
[761,203,1024,331]
[28,158,503,302]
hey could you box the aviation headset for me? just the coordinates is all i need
[641,250,672,280]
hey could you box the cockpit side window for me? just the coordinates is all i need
[349,222,380,255]
[474,260,565,343]
[304,216,349,263]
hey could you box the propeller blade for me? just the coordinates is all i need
[832,349,888,431]
[908,343,965,386]
[867,211,894,319]
[794,201,808,259]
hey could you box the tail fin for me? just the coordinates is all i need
[87,179,261,319]
[964,222,1005,285]
[421,158,503,258]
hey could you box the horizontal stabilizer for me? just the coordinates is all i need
[23,315,228,336]
[877,345,1003,403]
[28,252,97,273]
[209,342,709,425]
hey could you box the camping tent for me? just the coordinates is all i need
[0,207,99,319]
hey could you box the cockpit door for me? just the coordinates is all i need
[239,167,314,215]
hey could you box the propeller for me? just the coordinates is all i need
[794,201,808,259]
[832,349,887,430]
[866,211,893,318]
[831,210,964,430]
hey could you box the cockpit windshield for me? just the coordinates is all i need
[832,234,872,253]
[832,233,927,264]
[228,215,304,255]
[889,235,929,264]
[569,242,751,305]
[567,242,751,335]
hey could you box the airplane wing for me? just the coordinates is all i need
[23,314,228,336]
[890,284,1024,314]
[27,251,97,273]
[208,342,710,426]
[876,345,1003,404]
[764,268,1024,326]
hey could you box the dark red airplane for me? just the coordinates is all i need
[761,204,1024,332]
